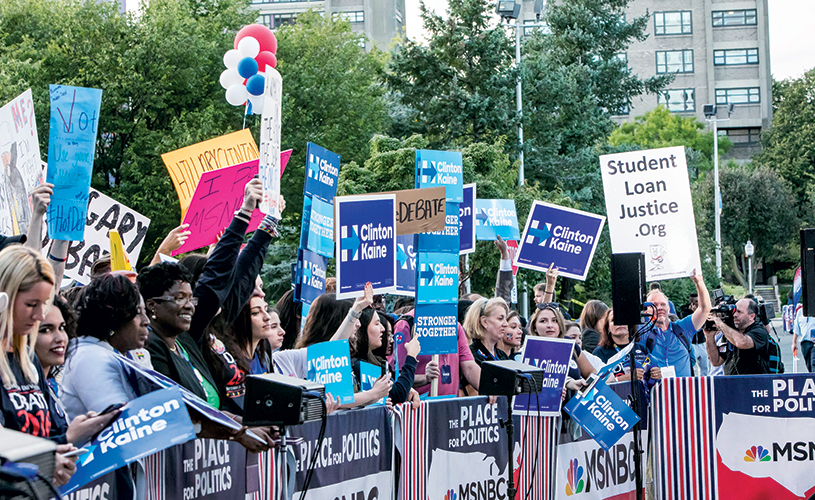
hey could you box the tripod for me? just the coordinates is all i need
[499,396,517,500]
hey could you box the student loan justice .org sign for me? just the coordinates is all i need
[600,146,701,281]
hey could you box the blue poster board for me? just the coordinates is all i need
[459,183,476,254]
[303,142,340,203]
[295,248,328,305]
[417,203,459,253]
[359,361,385,406]
[416,251,459,305]
[415,150,463,203]
[395,233,417,296]
[414,303,458,355]
[335,194,397,298]
[306,340,355,404]
[299,195,313,249]
[513,337,574,416]
[515,201,606,281]
[563,379,640,451]
[475,199,521,241]
[306,196,334,258]
[47,85,103,241]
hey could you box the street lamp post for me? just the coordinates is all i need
[745,240,754,295]
[704,103,734,281]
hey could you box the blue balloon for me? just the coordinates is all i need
[237,57,259,79]
[246,74,265,96]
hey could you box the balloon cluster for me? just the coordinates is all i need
[220,24,278,115]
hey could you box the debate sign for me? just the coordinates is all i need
[161,129,259,219]
[306,196,334,258]
[0,89,44,237]
[475,199,520,241]
[563,379,640,451]
[306,339,354,404]
[515,201,605,280]
[415,150,463,203]
[304,142,340,203]
[513,337,574,416]
[413,303,458,355]
[395,234,417,296]
[459,183,476,254]
[60,387,196,494]
[295,248,328,305]
[47,85,103,241]
[417,203,460,254]
[600,146,701,280]
[335,194,397,298]
[416,251,459,305]
[390,187,446,235]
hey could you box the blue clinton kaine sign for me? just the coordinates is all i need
[415,150,463,203]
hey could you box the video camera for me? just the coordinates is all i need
[703,288,736,330]
[757,301,775,326]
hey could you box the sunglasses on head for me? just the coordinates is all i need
[536,302,560,310]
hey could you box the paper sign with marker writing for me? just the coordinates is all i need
[259,66,282,217]
[459,184,476,254]
[306,340,354,404]
[161,129,259,219]
[413,303,458,355]
[563,379,640,451]
[415,150,463,203]
[388,187,446,235]
[416,251,459,305]
[395,234,417,297]
[475,199,520,241]
[0,89,44,237]
[515,201,605,281]
[600,146,701,280]
[335,194,397,299]
[304,142,340,203]
[306,197,334,258]
[513,337,574,416]
[295,248,328,305]
[46,85,102,241]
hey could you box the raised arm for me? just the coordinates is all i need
[689,269,712,331]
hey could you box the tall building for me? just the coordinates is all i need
[518,0,772,160]
[251,0,406,51]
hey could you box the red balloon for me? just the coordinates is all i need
[255,51,277,71]
[234,24,277,55]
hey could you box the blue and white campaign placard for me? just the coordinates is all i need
[459,183,476,254]
[306,196,334,258]
[415,149,463,203]
[60,387,195,494]
[304,142,340,203]
[513,337,575,416]
[306,339,354,404]
[417,251,459,305]
[475,199,521,241]
[600,146,701,280]
[299,195,313,249]
[417,202,459,253]
[335,193,397,298]
[359,361,386,406]
[395,234,417,296]
[563,379,640,451]
[515,201,606,281]
[295,248,328,305]
[47,85,103,241]
[414,303,458,355]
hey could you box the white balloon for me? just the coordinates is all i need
[237,37,260,58]
[249,94,264,115]
[225,84,248,106]
[223,49,242,69]
[219,68,244,90]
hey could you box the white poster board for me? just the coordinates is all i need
[258,66,282,217]
[600,146,701,280]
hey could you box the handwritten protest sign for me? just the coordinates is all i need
[415,150,463,203]
[388,187,446,235]
[475,199,520,241]
[459,183,476,254]
[258,66,282,217]
[42,189,150,284]
[513,337,574,416]
[46,85,102,241]
[161,129,259,219]
[306,340,354,404]
[600,146,701,280]
[0,90,44,237]
[515,201,605,281]
[414,303,458,355]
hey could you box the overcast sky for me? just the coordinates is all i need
[405,0,815,80]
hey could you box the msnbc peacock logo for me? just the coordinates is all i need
[444,489,456,500]
[565,458,585,496]
[744,445,771,462]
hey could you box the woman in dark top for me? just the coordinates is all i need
[351,308,419,405]
[579,299,608,355]
[464,297,510,365]
[593,308,661,382]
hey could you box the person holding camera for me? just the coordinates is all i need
[704,298,769,375]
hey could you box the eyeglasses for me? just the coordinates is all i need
[151,295,198,307]
[536,302,560,310]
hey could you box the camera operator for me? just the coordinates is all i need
[704,298,769,375]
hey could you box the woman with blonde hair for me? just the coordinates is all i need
[462,297,509,395]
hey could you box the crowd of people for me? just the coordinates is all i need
[0,179,783,496]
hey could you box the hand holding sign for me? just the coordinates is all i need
[371,372,393,401]
[30,183,54,219]
[242,177,263,212]
[405,333,421,358]
[153,224,191,262]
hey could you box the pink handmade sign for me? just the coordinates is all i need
[172,150,291,255]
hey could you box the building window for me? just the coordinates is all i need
[712,9,757,27]
[654,11,692,35]
[395,8,402,24]
[714,48,758,65]
[721,127,761,144]
[658,88,695,112]
[334,11,364,23]
[715,87,760,105]
[656,50,693,74]
[613,104,630,116]
[257,13,273,27]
